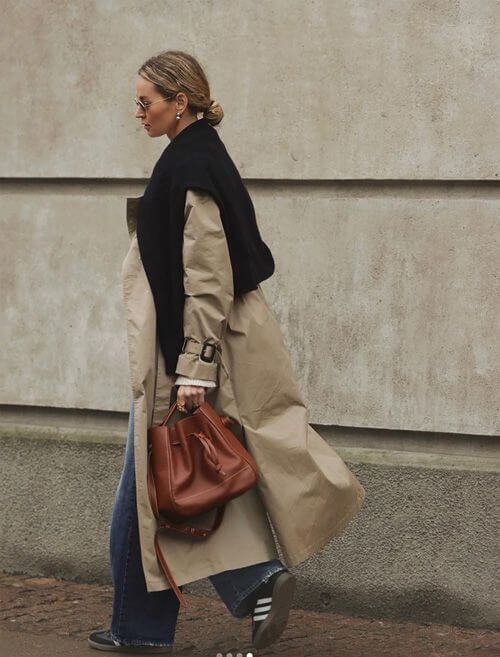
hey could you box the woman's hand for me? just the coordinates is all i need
[176,385,206,412]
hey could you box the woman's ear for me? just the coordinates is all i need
[175,91,189,113]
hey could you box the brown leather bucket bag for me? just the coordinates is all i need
[147,399,258,607]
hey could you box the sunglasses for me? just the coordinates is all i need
[134,94,175,112]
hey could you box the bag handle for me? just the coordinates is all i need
[158,399,233,429]
[158,400,182,426]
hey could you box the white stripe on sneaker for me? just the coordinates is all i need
[253,613,269,621]
[255,604,271,612]
[256,596,272,604]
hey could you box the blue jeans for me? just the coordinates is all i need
[108,401,285,647]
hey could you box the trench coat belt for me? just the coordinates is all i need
[180,336,221,364]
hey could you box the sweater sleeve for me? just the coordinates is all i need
[174,188,234,383]
[174,375,217,388]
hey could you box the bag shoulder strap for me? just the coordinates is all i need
[153,507,225,607]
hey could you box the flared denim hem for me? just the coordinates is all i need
[228,564,286,617]
[107,629,173,648]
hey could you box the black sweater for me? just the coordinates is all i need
[136,117,275,375]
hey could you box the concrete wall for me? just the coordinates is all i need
[1,1,498,433]
[1,1,498,180]
[1,181,498,434]
[1,0,499,627]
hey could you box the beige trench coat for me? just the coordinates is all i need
[122,188,366,593]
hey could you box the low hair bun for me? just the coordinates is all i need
[204,99,224,126]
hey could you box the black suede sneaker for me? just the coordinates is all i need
[250,569,296,649]
[88,630,173,653]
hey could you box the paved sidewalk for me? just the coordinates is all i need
[0,572,498,657]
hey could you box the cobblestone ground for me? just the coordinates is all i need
[0,572,498,657]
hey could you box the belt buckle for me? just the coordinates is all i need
[199,341,217,363]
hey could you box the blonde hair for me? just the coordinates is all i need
[138,50,224,126]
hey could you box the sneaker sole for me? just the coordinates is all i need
[87,637,172,653]
[252,570,296,649]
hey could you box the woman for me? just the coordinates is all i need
[89,50,365,654]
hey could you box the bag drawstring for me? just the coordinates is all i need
[189,432,226,476]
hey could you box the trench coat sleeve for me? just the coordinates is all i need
[174,188,234,383]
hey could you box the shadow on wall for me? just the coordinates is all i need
[310,582,497,630]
